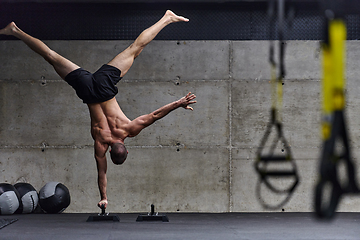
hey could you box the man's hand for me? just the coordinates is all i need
[98,199,108,209]
[178,92,197,110]
[126,92,197,137]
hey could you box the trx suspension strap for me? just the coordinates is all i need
[315,6,359,219]
[254,0,299,209]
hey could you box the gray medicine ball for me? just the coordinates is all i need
[39,182,71,214]
[14,182,39,214]
[0,183,20,215]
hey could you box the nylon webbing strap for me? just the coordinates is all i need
[315,17,359,219]
[254,0,299,209]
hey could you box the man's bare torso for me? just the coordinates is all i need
[87,97,130,146]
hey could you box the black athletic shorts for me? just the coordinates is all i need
[64,64,122,104]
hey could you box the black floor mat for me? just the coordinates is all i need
[0,219,18,230]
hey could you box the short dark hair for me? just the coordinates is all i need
[110,143,128,165]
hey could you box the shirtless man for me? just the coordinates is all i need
[0,10,196,209]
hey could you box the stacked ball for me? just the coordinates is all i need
[0,182,70,215]
[39,182,71,214]
[14,183,39,214]
[0,183,21,215]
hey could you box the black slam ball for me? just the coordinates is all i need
[39,182,71,214]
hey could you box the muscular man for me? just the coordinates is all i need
[0,10,196,209]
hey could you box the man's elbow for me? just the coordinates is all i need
[142,114,156,126]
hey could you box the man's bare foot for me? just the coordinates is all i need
[0,22,17,35]
[165,10,189,23]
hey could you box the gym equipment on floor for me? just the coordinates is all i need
[136,204,169,222]
[86,205,120,222]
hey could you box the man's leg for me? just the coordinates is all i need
[0,22,80,80]
[107,10,189,78]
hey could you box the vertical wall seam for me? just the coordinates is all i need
[228,40,233,213]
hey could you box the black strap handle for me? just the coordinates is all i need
[315,173,343,219]
[258,155,288,162]
[255,154,299,193]
[255,109,299,206]
[315,111,359,219]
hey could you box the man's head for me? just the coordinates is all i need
[110,142,128,165]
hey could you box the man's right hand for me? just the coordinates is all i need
[98,199,108,209]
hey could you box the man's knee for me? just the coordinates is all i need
[132,46,144,60]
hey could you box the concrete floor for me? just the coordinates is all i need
[0,212,359,240]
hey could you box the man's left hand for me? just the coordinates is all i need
[179,92,197,110]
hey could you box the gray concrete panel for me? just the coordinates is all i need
[0,80,91,146]
[232,41,270,81]
[231,41,321,81]
[0,79,228,147]
[346,77,360,149]
[231,149,318,212]
[285,41,321,80]
[282,80,321,148]
[231,80,321,149]
[118,80,229,146]
[126,41,230,81]
[346,41,360,81]
[0,40,134,80]
[0,148,97,213]
[106,147,230,213]
[231,80,271,148]
[0,147,230,213]
[0,40,230,81]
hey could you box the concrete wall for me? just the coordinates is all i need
[1,39,360,213]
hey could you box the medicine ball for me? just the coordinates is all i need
[39,182,70,214]
[14,183,39,214]
[0,183,20,215]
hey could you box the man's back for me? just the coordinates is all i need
[88,97,130,145]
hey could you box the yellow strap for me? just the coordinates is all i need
[322,44,332,140]
[321,19,346,140]
[270,60,283,123]
[322,44,332,116]
[331,20,346,110]
[271,63,277,110]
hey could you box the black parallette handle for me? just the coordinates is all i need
[151,204,155,216]
[101,204,105,215]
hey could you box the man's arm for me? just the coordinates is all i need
[126,92,196,137]
[94,141,109,209]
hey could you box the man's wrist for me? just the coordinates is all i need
[174,99,182,108]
